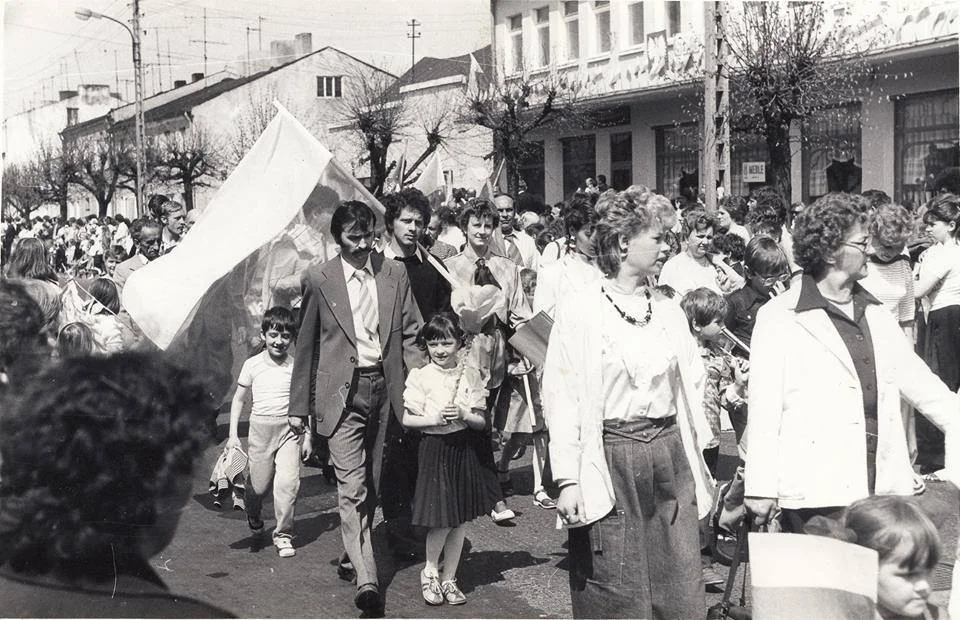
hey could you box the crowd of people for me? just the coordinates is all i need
[2,174,960,619]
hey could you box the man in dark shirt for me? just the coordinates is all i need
[379,188,452,557]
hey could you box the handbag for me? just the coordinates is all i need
[707,518,752,620]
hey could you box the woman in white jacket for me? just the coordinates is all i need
[542,194,714,619]
[744,193,959,533]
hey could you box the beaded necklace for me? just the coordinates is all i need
[601,286,653,326]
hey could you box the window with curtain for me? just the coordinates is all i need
[535,7,550,67]
[564,1,580,60]
[655,124,699,197]
[802,104,863,201]
[594,2,611,54]
[562,135,596,198]
[509,14,523,73]
[630,2,645,46]
[895,90,959,206]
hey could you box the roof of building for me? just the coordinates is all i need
[388,45,492,97]
[62,46,396,140]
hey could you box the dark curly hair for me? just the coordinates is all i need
[594,200,661,277]
[459,198,499,231]
[792,193,868,277]
[922,193,960,239]
[382,188,430,232]
[0,352,211,578]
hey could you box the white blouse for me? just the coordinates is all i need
[403,362,488,435]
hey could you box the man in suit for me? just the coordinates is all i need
[292,201,422,613]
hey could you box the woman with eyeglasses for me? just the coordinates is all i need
[743,193,960,535]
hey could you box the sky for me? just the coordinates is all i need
[3,0,492,117]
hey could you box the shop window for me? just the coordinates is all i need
[562,134,596,198]
[895,90,959,206]
[517,141,545,200]
[802,104,863,202]
[655,124,699,197]
[610,132,633,190]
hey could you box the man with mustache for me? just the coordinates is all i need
[291,200,422,614]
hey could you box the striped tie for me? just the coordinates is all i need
[354,268,378,336]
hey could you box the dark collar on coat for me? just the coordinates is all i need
[794,274,881,313]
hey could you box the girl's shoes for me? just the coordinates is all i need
[533,490,557,509]
[420,569,444,606]
[441,579,467,605]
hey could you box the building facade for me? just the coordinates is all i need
[491,0,959,205]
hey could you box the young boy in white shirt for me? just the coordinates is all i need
[227,306,303,557]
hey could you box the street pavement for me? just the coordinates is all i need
[161,415,957,618]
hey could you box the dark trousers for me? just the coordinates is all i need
[327,369,389,588]
[568,419,703,619]
[380,419,420,523]
[916,305,960,465]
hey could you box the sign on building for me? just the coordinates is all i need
[742,161,766,183]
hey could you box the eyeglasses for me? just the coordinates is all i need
[843,239,871,254]
[760,273,791,287]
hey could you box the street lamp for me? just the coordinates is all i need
[76,4,145,216]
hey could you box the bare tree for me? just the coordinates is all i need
[339,67,406,196]
[2,162,45,219]
[72,135,123,217]
[153,124,225,211]
[36,140,79,220]
[461,68,586,196]
[721,2,882,200]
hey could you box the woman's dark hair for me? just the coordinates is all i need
[861,189,892,210]
[712,232,746,263]
[261,305,298,336]
[843,496,941,572]
[0,353,211,578]
[57,321,96,358]
[721,196,749,225]
[89,278,121,314]
[459,198,499,231]
[680,287,729,330]
[562,195,599,239]
[0,279,45,379]
[416,311,466,350]
[330,200,376,240]
[793,192,868,277]
[743,234,789,277]
[5,238,55,281]
[147,194,170,220]
[922,193,960,238]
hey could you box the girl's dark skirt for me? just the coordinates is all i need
[411,429,501,529]
[567,418,704,620]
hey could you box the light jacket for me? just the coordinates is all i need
[744,284,960,508]
[542,282,715,527]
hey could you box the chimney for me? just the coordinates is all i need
[295,33,313,55]
[174,79,187,88]
[59,90,77,101]
[191,72,204,82]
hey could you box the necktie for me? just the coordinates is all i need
[474,257,501,289]
[354,268,378,336]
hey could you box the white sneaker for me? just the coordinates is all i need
[490,507,516,523]
[275,537,295,558]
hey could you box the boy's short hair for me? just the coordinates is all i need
[680,287,729,330]
[261,306,297,336]
[459,198,499,231]
[743,234,789,277]
[416,311,466,350]
[519,268,536,292]
[712,232,746,263]
[330,201,377,240]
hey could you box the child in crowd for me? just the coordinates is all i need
[824,496,942,619]
[57,322,96,358]
[86,277,135,353]
[227,306,301,558]
[402,313,500,606]
[680,288,748,475]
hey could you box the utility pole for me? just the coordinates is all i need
[258,16,265,50]
[132,0,146,215]
[246,21,262,74]
[407,19,421,78]
[189,9,227,75]
[702,1,730,215]
[167,40,173,86]
[154,28,163,90]
[114,49,120,94]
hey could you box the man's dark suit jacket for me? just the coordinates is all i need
[290,251,423,437]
